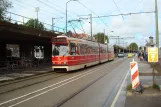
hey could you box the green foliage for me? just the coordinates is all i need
[24,19,45,30]
[127,42,138,51]
[93,32,109,44]
[152,83,160,90]
[0,0,12,20]
[126,84,132,90]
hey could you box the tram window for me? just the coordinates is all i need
[52,44,68,56]
[79,44,84,55]
[70,43,76,55]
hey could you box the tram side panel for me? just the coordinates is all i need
[52,36,114,71]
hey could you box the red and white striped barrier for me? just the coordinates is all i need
[130,59,140,89]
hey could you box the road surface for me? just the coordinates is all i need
[0,58,131,107]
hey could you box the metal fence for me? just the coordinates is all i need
[3,11,65,33]
[0,57,51,71]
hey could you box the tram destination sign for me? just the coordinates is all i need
[148,47,158,62]
[52,38,66,42]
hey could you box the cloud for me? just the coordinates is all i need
[8,0,161,47]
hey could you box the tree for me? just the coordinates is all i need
[0,0,12,20]
[93,32,109,44]
[127,42,138,52]
[24,19,45,30]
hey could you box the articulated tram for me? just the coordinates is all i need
[52,35,114,71]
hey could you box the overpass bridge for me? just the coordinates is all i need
[0,21,61,62]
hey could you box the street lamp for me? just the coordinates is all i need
[104,30,114,44]
[66,0,78,34]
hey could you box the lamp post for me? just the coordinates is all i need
[104,30,114,44]
[66,0,78,34]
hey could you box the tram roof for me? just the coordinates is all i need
[54,35,113,48]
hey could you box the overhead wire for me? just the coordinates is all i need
[111,0,147,45]
[11,1,65,31]
[92,11,155,18]
[45,0,78,16]
[14,0,56,17]
[135,0,144,11]
[79,21,85,33]
[112,0,125,21]
[36,0,66,15]
[77,1,112,31]
[112,0,129,42]
[14,0,67,26]
[11,2,45,18]
[14,0,65,26]
[68,20,85,33]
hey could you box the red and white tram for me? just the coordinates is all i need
[52,35,114,71]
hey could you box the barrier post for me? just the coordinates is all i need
[130,59,140,90]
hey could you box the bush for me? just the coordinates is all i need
[152,83,160,90]
[126,84,132,90]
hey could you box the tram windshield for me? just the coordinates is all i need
[52,44,68,56]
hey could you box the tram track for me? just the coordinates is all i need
[0,71,55,87]
[0,72,69,95]
[0,58,126,107]
[0,62,112,95]
[54,69,110,107]
[0,58,123,95]
[0,58,124,107]
[53,59,124,107]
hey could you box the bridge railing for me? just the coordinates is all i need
[3,11,65,33]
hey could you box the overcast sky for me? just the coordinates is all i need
[7,0,161,47]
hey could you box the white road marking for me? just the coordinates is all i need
[8,69,100,107]
[0,58,123,106]
[0,60,116,106]
[110,69,130,107]
[0,69,96,106]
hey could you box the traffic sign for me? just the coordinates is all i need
[148,47,158,62]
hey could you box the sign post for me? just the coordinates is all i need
[148,47,158,85]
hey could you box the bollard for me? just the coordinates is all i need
[130,59,140,90]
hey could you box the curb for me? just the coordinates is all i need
[114,72,130,107]
[0,70,53,86]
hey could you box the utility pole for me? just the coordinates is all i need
[35,7,39,29]
[90,14,92,39]
[52,17,63,31]
[155,0,159,50]
[52,18,55,31]
[104,29,105,44]
[35,7,39,21]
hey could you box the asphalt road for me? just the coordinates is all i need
[0,58,132,107]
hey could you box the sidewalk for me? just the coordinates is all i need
[125,57,161,107]
[0,64,52,82]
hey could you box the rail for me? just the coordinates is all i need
[3,11,65,33]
